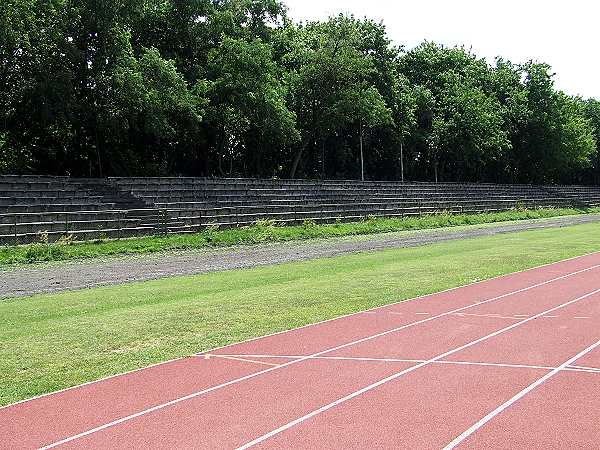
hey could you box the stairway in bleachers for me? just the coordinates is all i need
[543,185,600,207]
[0,176,157,243]
[0,176,594,244]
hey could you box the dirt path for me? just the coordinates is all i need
[2,214,600,299]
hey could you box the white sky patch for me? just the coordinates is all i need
[284,0,600,99]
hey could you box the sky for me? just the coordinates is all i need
[284,0,599,99]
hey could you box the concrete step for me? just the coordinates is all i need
[0,226,157,245]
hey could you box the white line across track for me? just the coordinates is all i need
[39,263,600,449]
[443,337,600,449]
[205,354,600,375]
[236,286,600,449]
[569,365,600,372]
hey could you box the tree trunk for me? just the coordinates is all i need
[289,134,313,179]
[217,128,226,177]
[94,127,103,178]
[360,120,364,182]
[400,142,404,182]
[321,139,325,179]
[199,143,209,176]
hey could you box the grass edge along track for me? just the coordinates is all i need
[2,220,600,406]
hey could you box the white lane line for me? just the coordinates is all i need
[37,266,600,449]
[440,362,600,375]
[439,360,600,375]
[202,355,600,375]
[514,315,530,318]
[204,355,425,364]
[542,315,558,318]
[3,254,597,413]
[565,367,600,374]
[568,365,600,373]
[416,313,430,315]
[455,313,500,317]
[236,287,600,449]
[454,313,521,320]
[388,312,404,316]
[443,337,600,449]
[574,316,591,319]
[205,354,279,367]
[439,361,600,375]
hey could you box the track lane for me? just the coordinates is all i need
[0,357,271,449]
[238,291,600,449]
[53,359,419,449]
[324,269,600,361]
[252,364,551,449]
[49,271,600,449]
[457,369,600,450]
[443,339,600,449]
[443,291,600,367]
[1,252,600,449]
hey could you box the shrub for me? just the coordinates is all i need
[302,219,317,228]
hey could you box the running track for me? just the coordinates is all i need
[3,253,600,449]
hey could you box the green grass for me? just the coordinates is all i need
[1,206,599,266]
[2,222,600,406]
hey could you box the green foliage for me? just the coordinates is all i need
[402,44,510,181]
[0,2,597,182]
[280,15,402,178]
[100,46,205,174]
[583,99,600,183]
[505,63,596,184]
[205,37,299,176]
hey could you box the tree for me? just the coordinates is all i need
[99,47,205,175]
[0,1,598,184]
[399,43,509,182]
[0,0,79,174]
[281,15,399,178]
[509,63,595,184]
[204,37,298,176]
[583,99,600,183]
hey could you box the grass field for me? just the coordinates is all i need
[2,221,600,406]
[1,206,598,266]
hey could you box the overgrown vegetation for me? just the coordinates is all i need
[1,1,599,183]
[2,221,600,406]
[1,207,598,266]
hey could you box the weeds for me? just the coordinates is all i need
[1,207,599,266]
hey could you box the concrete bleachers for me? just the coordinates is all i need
[0,177,156,243]
[545,185,600,207]
[0,175,596,244]
[112,177,579,229]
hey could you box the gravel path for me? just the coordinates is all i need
[2,214,600,299]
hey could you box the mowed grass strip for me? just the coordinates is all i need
[2,222,600,406]
[1,207,599,266]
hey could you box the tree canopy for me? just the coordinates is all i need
[0,0,598,184]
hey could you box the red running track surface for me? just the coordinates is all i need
[2,252,600,449]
